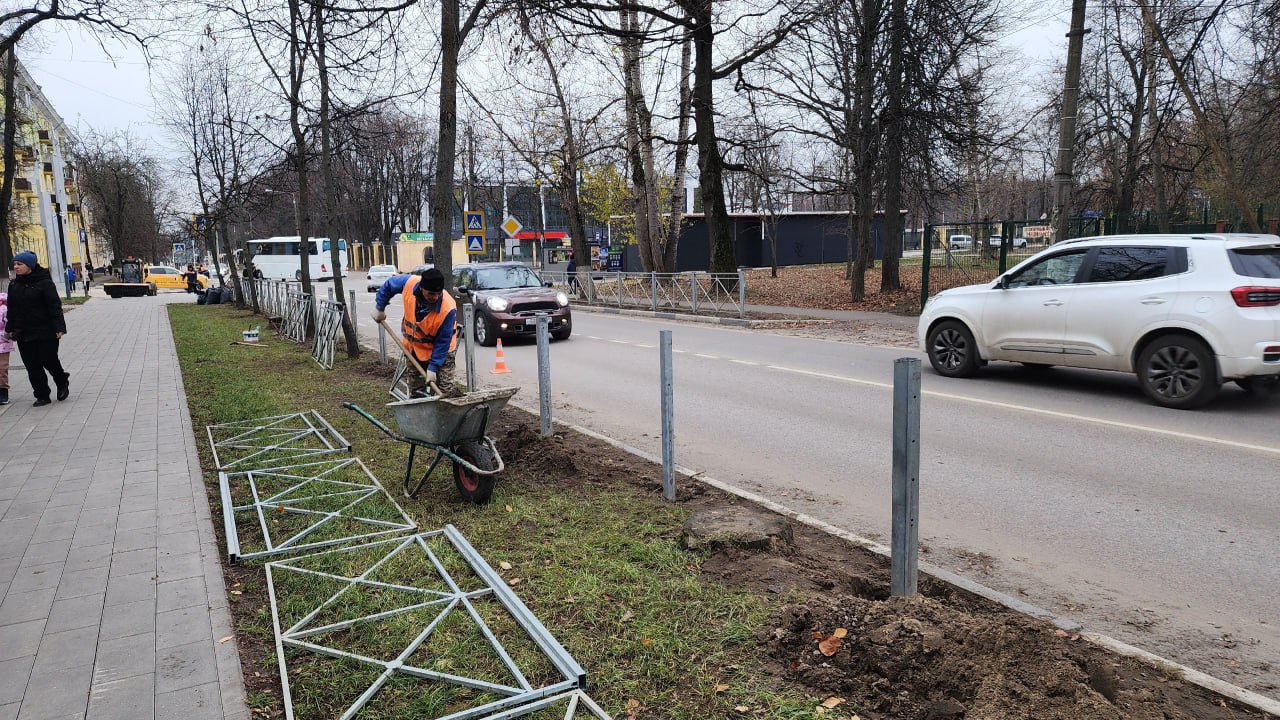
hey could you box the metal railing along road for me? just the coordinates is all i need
[541,269,746,319]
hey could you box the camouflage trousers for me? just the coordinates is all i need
[406,351,460,397]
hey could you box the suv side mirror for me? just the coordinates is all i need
[996,276,1010,290]
[543,281,553,288]
[456,285,470,295]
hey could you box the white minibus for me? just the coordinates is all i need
[245,236,349,281]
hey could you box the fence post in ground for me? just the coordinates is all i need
[920,224,933,310]
[660,329,675,501]
[651,272,658,312]
[891,357,921,597]
[349,290,357,333]
[378,322,387,364]
[617,271,623,309]
[463,303,477,391]
[690,271,698,314]
[536,316,552,437]
[737,269,745,318]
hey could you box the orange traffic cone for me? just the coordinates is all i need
[490,339,512,374]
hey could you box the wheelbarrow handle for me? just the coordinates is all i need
[342,402,405,441]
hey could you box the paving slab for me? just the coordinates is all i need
[0,292,247,719]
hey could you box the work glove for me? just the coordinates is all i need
[370,308,386,323]
[425,369,437,384]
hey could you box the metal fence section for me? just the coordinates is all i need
[312,299,345,370]
[283,291,313,343]
[252,278,292,319]
[206,410,352,471]
[218,456,417,564]
[542,270,746,319]
[265,526,598,720]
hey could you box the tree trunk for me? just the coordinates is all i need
[880,0,906,293]
[315,7,359,357]
[690,0,735,277]
[621,8,654,272]
[1053,0,1088,243]
[661,32,693,273]
[1145,32,1170,232]
[0,51,18,289]
[851,0,879,302]
[431,0,461,285]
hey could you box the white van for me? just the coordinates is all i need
[948,234,974,250]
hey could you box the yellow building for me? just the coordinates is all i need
[2,53,96,281]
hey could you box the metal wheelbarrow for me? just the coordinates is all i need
[343,386,519,503]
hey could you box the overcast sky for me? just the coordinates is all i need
[20,7,1071,176]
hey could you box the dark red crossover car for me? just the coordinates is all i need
[450,262,572,346]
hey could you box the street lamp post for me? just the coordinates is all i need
[51,195,72,299]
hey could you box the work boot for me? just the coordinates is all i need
[0,388,8,405]
[34,398,51,407]
[57,383,69,402]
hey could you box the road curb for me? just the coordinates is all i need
[507,397,1280,718]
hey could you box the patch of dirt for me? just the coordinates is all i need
[745,265,923,315]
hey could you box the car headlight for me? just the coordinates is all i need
[485,296,509,312]
[555,292,569,307]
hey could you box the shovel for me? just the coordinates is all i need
[378,318,443,397]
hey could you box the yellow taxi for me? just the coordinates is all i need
[146,265,209,291]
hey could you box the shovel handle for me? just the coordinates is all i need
[379,318,443,396]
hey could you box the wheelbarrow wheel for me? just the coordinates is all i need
[452,440,498,504]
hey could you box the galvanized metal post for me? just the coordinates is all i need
[349,290,357,333]
[616,271,622,308]
[690,271,698,314]
[660,330,675,501]
[327,288,334,303]
[891,357,921,597]
[378,322,387,364]
[464,303,477,391]
[650,272,658,312]
[737,269,746,318]
[536,317,552,437]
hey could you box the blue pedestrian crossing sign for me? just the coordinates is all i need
[466,235,485,254]
[465,211,485,232]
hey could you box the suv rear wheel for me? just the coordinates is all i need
[1137,335,1220,409]
[927,320,980,377]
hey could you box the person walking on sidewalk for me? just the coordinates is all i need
[7,251,70,406]
[0,292,12,405]
[370,267,458,396]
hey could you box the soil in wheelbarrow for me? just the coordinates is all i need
[492,410,1271,720]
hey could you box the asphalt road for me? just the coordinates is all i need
[316,278,1280,697]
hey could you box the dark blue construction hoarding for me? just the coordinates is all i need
[674,212,889,271]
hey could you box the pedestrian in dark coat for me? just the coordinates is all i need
[7,251,70,406]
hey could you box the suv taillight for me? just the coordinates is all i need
[1230,287,1280,307]
[321,263,327,273]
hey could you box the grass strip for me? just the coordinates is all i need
[171,304,825,719]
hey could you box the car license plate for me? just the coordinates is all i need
[525,318,537,326]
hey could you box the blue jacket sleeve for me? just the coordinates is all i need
[426,307,457,372]
[375,274,410,311]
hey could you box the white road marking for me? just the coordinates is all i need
[767,364,1280,456]
[694,353,719,360]
[730,359,759,366]
[609,340,629,345]
[635,343,655,348]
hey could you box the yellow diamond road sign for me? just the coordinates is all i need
[501,216,523,238]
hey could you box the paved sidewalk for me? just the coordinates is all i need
[0,291,247,720]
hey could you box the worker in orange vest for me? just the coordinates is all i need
[371,267,458,396]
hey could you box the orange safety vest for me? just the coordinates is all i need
[401,275,458,361]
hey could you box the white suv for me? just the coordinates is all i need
[918,234,1280,409]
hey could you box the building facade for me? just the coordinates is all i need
[3,53,97,285]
